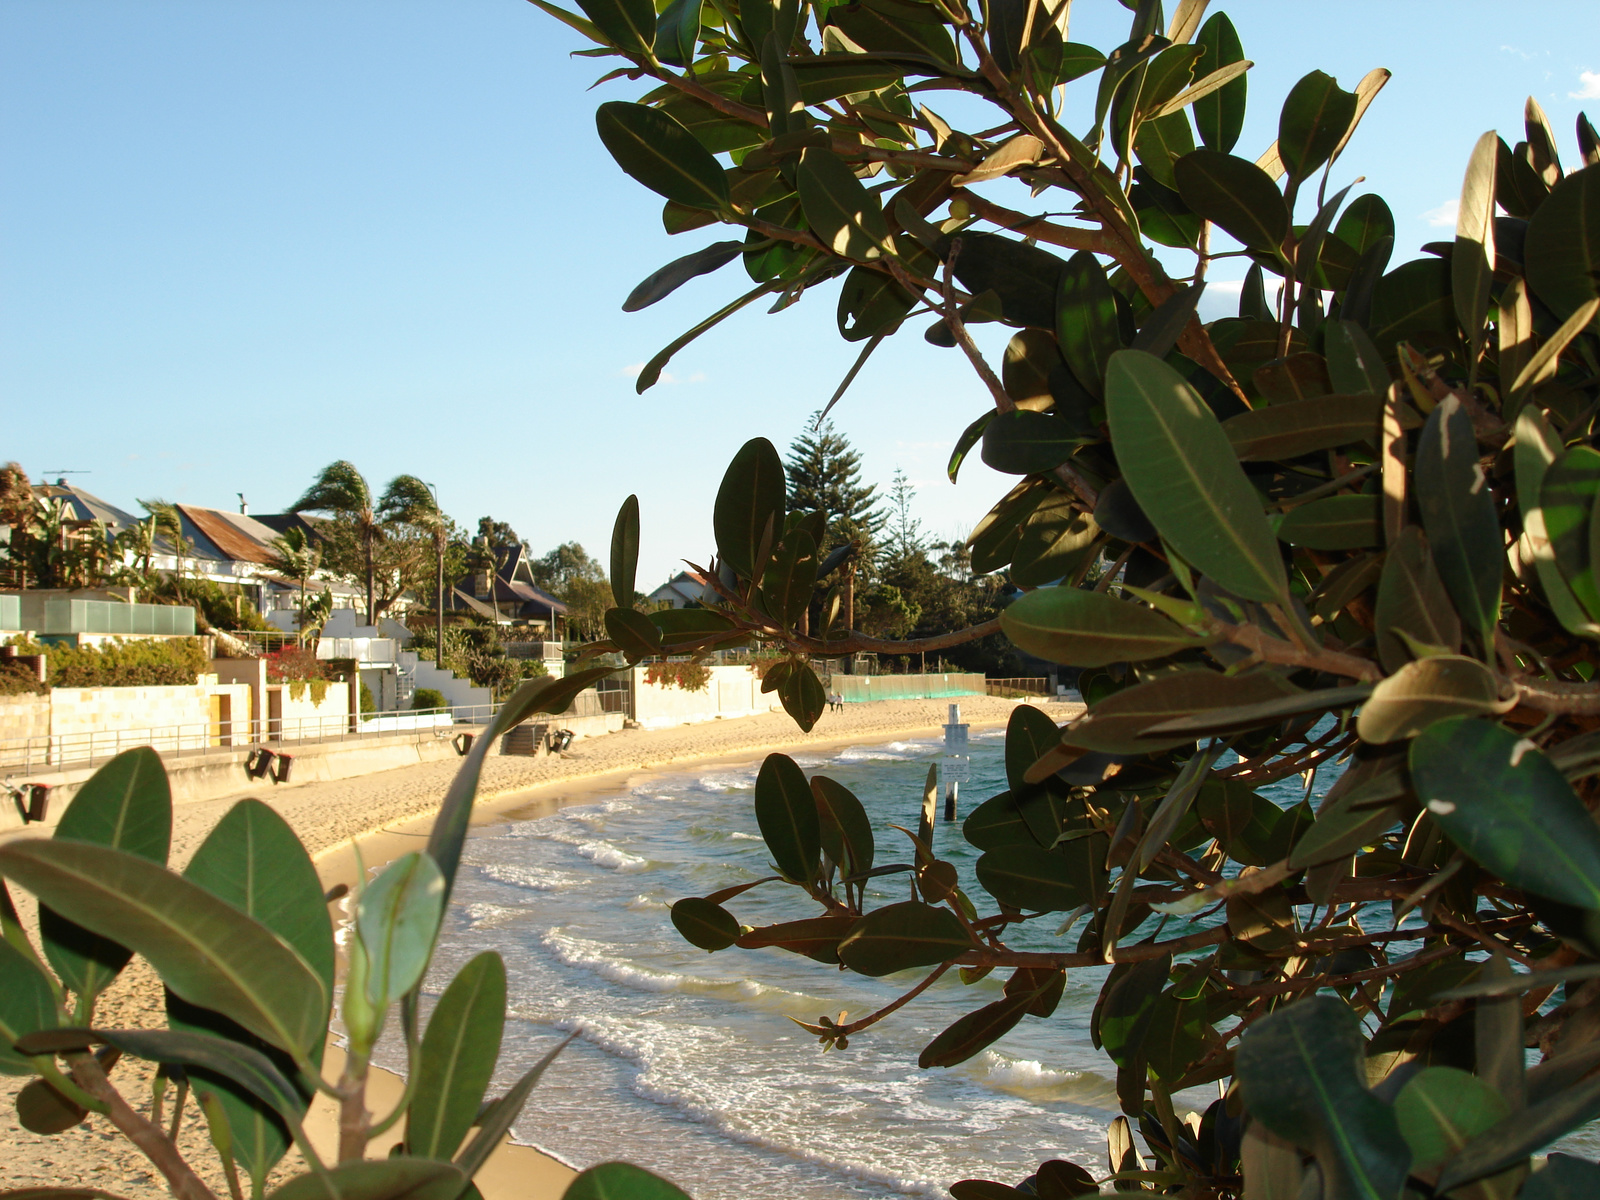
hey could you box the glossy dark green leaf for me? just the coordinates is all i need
[1515,409,1599,637]
[1010,496,1103,589]
[1191,13,1245,152]
[0,937,57,1075]
[754,753,821,883]
[735,914,854,964]
[1236,996,1411,1200]
[837,901,970,977]
[1521,1154,1600,1200]
[1542,445,1600,621]
[623,242,742,314]
[564,1162,692,1200]
[1411,716,1600,909]
[267,1160,466,1200]
[1142,682,1372,738]
[713,437,786,580]
[797,147,890,261]
[918,996,1030,1069]
[1435,1074,1600,1195]
[976,842,1101,913]
[761,531,817,631]
[608,494,641,609]
[1277,71,1357,182]
[1198,781,1301,867]
[1054,250,1120,396]
[1098,954,1170,1068]
[1222,393,1382,461]
[173,798,332,1185]
[1276,494,1381,550]
[573,0,655,55]
[16,1077,88,1134]
[1253,352,1332,403]
[948,232,1064,331]
[95,1027,307,1135]
[670,898,741,952]
[962,792,1034,852]
[812,776,874,877]
[1525,164,1600,330]
[1288,801,1405,870]
[1334,193,1395,256]
[653,0,700,66]
[1065,669,1300,755]
[1324,318,1391,396]
[1001,586,1204,667]
[1416,395,1502,647]
[1454,131,1500,359]
[40,747,171,1004]
[1092,478,1156,544]
[1004,704,1061,791]
[1133,111,1195,193]
[948,411,994,485]
[826,0,958,66]
[596,102,729,212]
[604,607,662,661]
[356,852,444,1023]
[777,664,827,733]
[788,61,901,105]
[1357,656,1512,744]
[1375,527,1461,672]
[1128,281,1203,359]
[1370,258,1455,353]
[980,410,1090,475]
[0,841,325,1060]
[409,952,506,1162]
[1173,150,1288,255]
[1105,349,1288,602]
[837,265,914,341]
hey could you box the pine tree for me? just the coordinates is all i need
[884,469,924,566]
[785,414,885,558]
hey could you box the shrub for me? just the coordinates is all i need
[411,686,447,711]
[264,645,325,684]
[7,634,209,687]
[643,660,711,692]
[359,680,375,714]
[0,660,47,696]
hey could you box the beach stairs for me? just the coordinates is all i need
[396,649,493,717]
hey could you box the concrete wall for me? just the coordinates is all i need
[630,664,781,730]
[0,695,50,763]
[278,679,352,730]
[50,683,253,755]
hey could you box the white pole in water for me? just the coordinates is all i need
[942,703,969,821]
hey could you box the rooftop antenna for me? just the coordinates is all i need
[42,470,90,486]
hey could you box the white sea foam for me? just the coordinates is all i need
[476,861,588,891]
[572,839,650,871]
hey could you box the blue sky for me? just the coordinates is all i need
[4,1,1598,588]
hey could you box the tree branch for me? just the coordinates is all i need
[70,1055,218,1200]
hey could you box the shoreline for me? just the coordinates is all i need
[0,695,1077,1198]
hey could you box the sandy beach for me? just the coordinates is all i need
[0,694,1070,1199]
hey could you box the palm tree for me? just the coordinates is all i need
[138,499,190,597]
[268,526,321,644]
[376,475,447,668]
[291,462,378,626]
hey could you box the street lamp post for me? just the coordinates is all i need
[426,482,444,671]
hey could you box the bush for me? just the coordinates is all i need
[359,680,375,714]
[264,645,325,684]
[0,660,47,696]
[411,686,447,711]
[643,660,711,692]
[7,634,209,687]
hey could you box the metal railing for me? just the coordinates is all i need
[985,677,1052,697]
[0,702,503,775]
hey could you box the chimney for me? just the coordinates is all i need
[237,492,248,515]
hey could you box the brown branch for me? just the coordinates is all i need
[941,238,1014,414]
[840,962,952,1036]
[1220,939,1463,1001]
[70,1056,218,1200]
[949,190,1110,254]
[1513,676,1600,715]
[1213,618,1383,682]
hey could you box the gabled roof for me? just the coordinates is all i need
[177,506,284,564]
[32,482,143,534]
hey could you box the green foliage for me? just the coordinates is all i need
[538,0,1600,1194]
[7,634,209,688]
[410,686,447,712]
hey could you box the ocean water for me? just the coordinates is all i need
[389,727,1314,1199]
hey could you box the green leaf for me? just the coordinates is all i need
[573,0,656,58]
[948,411,993,483]
[837,901,970,976]
[1172,150,1288,255]
[1142,683,1373,738]
[1417,394,1502,648]
[1516,408,1600,636]
[1395,1066,1509,1177]
[777,664,826,731]
[16,1077,88,1134]
[525,0,608,47]
[622,242,743,314]
[1222,393,1383,461]
[40,747,171,1005]
[947,232,1064,331]
[1435,1075,1600,1195]
[1370,258,1455,353]
[604,607,663,661]
[1236,996,1412,1200]
[788,60,901,105]
[797,147,890,261]
[1276,71,1358,183]
[1288,801,1405,870]
[671,897,741,952]
[1357,656,1514,744]
[1275,494,1381,550]
[917,997,1030,1069]
[595,102,729,212]
[1000,586,1204,667]
[1454,131,1499,363]
[1324,318,1391,396]
[962,792,1035,852]
[976,842,1102,912]
[172,798,332,1186]
[1411,717,1600,910]
[1009,496,1101,589]
[563,1162,692,1200]
[1190,13,1245,152]
[1521,1155,1600,1200]
[0,840,326,1061]
[1198,780,1303,867]
[1133,111,1195,193]
[1105,349,1288,602]
[826,0,958,66]
[409,952,506,1162]
[0,937,58,1075]
[811,775,875,877]
[94,1027,309,1136]
[453,1036,572,1182]
[1054,250,1120,396]
[761,530,818,631]
[1334,193,1395,256]
[1375,527,1461,672]
[735,914,855,964]
[979,410,1090,475]
[653,0,700,66]
[714,437,786,580]
[634,281,775,392]
[1541,445,1600,622]
[1004,703,1061,792]
[754,753,821,883]
[1064,669,1300,755]
[836,265,915,341]
[267,1160,466,1200]
[1524,164,1600,332]
[356,852,445,1016]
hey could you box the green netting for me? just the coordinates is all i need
[830,673,985,703]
